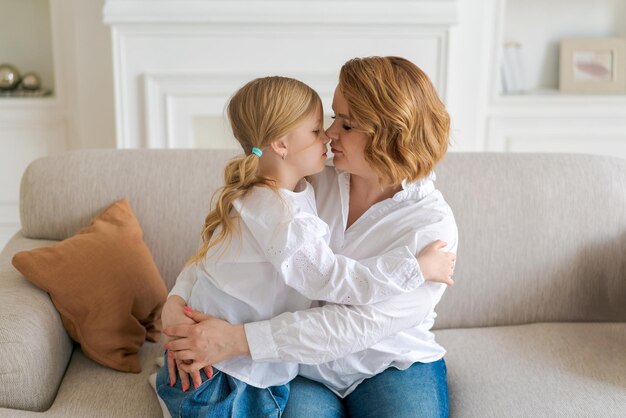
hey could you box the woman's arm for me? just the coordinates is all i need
[245,283,439,364]
[167,245,456,368]
[166,282,435,371]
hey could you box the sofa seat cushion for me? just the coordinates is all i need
[435,322,626,417]
[0,339,165,418]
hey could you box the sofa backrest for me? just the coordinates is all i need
[19,150,626,328]
[19,149,238,293]
[434,153,626,328]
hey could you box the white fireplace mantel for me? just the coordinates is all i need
[103,1,458,25]
[103,0,459,149]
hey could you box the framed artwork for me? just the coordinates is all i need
[559,38,626,93]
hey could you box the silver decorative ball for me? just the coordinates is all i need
[0,64,21,90]
[21,72,41,90]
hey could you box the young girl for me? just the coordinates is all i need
[156,76,455,418]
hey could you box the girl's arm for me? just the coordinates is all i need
[242,214,459,365]
[168,264,198,301]
[245,207,450,305]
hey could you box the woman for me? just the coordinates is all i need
[164,56,457,417]
[157,75,454,418]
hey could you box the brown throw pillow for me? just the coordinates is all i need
[12,199,168,373]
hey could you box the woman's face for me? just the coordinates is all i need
[286,104,329,177]
[326,86,371,177]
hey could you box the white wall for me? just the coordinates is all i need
[65,0,116,150]
[1,0,625,251]
[4,0,625,153]
[6,0,479,152]
[104,0,458,150]
[0,0,491,162]
[447,0,491,151]
[97,0,489,153]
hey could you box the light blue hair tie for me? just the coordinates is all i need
[251,147,263,157]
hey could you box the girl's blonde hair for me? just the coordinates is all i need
[339,56,450,185]
[187,76,321,265]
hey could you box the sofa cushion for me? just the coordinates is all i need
[435,323,626,417]
[0,340,165,417]
[0,232,73,412]
[12,199,168,373]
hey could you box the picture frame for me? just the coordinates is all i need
[559,38,626,94]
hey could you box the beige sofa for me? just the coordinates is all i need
[0,150,624,417]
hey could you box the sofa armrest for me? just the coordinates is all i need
[0,231,73,412]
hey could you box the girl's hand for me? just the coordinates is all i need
[417,240,456,286]
[161,296,208,391]
[166,349,213,392]
[164,309,250,375]
[161,296,193,333]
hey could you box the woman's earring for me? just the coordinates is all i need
[282,154,286,161]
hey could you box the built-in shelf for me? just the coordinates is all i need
[0,0,57,98]
[482,0,626,159]
[498,0,626,96]
[0,97,60,107]
[494,90,626,110]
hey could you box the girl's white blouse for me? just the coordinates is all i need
[169,179,427,388]
[244,165,459,397]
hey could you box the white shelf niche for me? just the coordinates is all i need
[497,0,626,98]
[0,0,57,97]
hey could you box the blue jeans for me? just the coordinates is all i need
[283,359,448,418]
[156,351,289,418]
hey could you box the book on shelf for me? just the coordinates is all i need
[501,42,527,94]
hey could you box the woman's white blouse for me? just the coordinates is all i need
[244,165,458,397]
[168,180,426,388]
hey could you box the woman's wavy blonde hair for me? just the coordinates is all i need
[339,56,450,185]
[186,76,321,265]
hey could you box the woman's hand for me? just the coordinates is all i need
[161,296,209,391]
[164,309,250,374]
[417,240,456,286]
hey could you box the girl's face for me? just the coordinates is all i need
[325,86,371,177]
[286,104,329,178]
